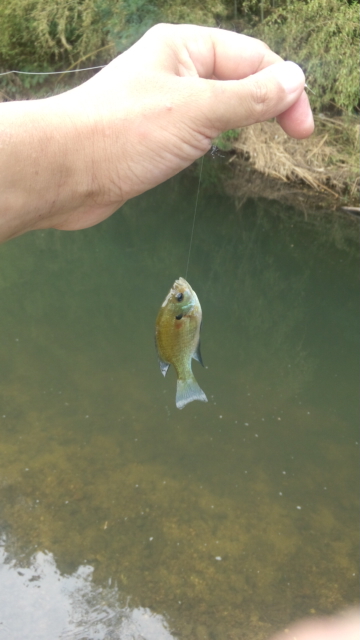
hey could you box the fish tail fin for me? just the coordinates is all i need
[176,374,208,410]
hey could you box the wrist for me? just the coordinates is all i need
[0,94,126,241]
[48,89,129,231]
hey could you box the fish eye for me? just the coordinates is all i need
[176,292,183,302]
[176,314,183,320]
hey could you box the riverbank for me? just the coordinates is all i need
[221,115,359,216]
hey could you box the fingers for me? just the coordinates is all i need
[187,26,283,80]
[270,612,360,640]
[198,61,314,139]
[140,23,282,80]
[137,24,314,140]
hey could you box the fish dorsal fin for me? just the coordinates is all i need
[192,339,204,367]
[158,358,170,377]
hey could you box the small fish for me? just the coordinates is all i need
[155,277,208,410]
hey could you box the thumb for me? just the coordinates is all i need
[202,61,312,136]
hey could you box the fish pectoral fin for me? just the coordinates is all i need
[192,339,204,367]
[158,358,170,377]
[176,375,208,410]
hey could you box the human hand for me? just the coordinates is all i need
[268,610,360,640]
[53,23,313,231]
[0,24,314,240]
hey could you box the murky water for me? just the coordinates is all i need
[0,170,358,640]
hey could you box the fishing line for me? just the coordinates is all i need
[0,66,105,77]
[304,83,316,95]
[185,155,204,280]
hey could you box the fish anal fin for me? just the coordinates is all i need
[192,339,204,367]
[176,374,207,410]
[159,359,170,377]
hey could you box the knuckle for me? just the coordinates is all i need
[146,23,170,39]
[250,78,271,114]
[252,37,271,52]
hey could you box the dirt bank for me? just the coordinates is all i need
[223,116,359,216]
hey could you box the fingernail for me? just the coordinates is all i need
[272,61,305,94]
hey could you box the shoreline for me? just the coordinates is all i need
[219,117,359,216]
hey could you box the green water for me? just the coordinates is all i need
[0,172,358,640]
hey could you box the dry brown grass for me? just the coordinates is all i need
[229,116,359,212]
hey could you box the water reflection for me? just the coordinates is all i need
[0,539,175,640]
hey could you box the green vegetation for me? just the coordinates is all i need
[214,129,241,151]
[249,0,359,113]
[0,0,220,72]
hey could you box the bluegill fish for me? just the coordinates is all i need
[155,277,208,410]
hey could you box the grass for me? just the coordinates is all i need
[223,115,359,210]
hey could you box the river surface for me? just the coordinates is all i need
[0,169,358,640]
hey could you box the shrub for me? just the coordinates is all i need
[248,0,359,113]
[0,0,227,71]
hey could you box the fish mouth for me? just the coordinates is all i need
[174,277,192,291]
[161,278,193,309]
[172,277,194,314]
[173,277,195,299]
